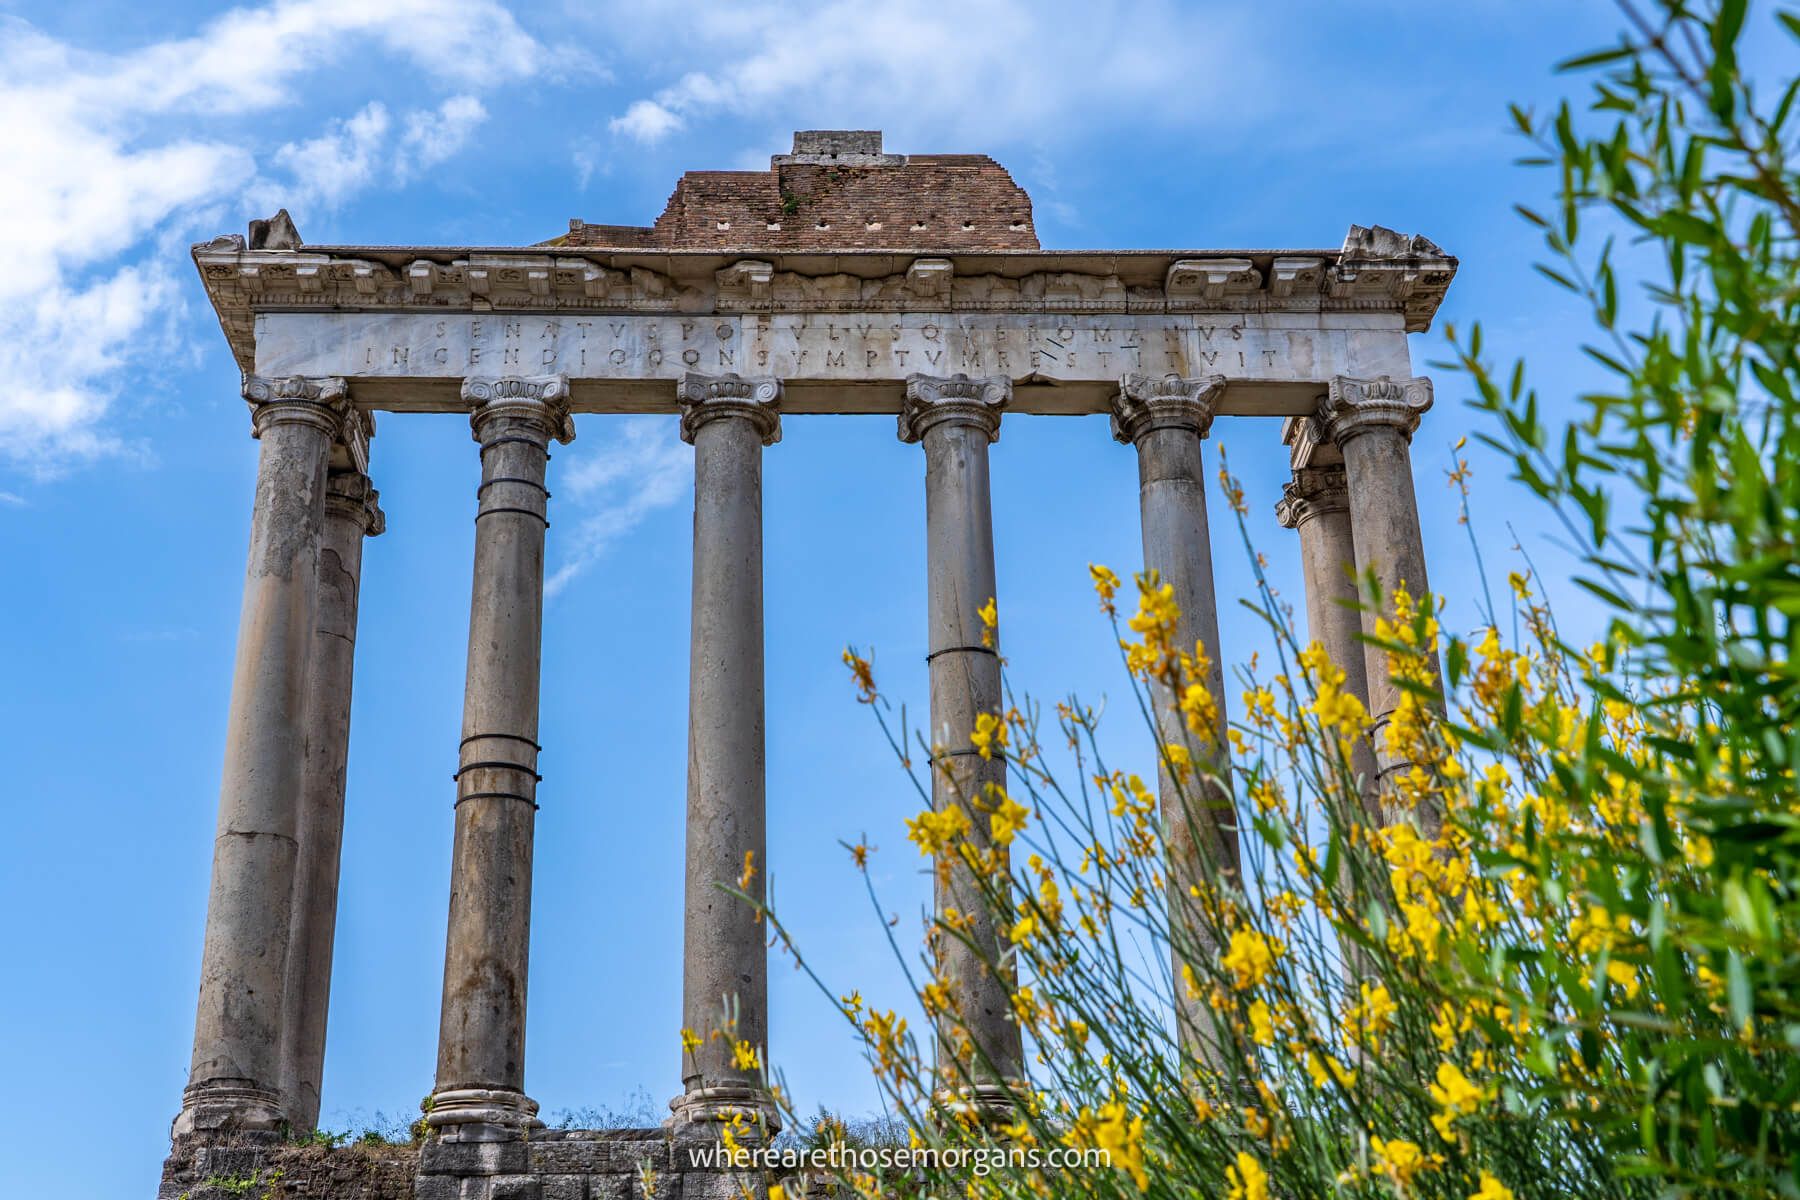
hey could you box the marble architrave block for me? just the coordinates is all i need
[253,311,1413,409]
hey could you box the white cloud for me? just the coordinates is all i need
[401,95,488,171]
[269,102,395,209]
[609,99,683,144]
[0,1,542,475]
[547,418,693,596]
[593,0,1264,148]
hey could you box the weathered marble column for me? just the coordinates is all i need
[670,373,782,1132]
[277,465,384,1134]
[1109,373,1237,1063]
[176,375,350,1138]
[427,376,574,1142]
[1317,375,1440,796]
[899,372,1023,1113]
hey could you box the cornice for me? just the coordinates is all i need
[191,223,1457,373]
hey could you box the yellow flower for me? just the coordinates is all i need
[1089,563,1121,612]
[1225,1151,1269,1200]
[1470,1171,1514,1200]
[1221,928,1282,990]
[1306,1050,1356,1090]
[1010,914,1038,944]
[1092,1102,1148,1190]
[737,849,756,890]
[1370,1137,1441,1187]
[1344,983,1397,1052]
[1429,1061,1486,1141]
[679,1028,702,1054]
[971,711,1009,760]
[1246,1000,1276,1047]
[842,648,877,703]
[990,791,1030,844]
[906,804,971,857]
[730,1040,760,1071]
[978,596,999,647]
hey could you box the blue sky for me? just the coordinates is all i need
[0,1,1696,1195]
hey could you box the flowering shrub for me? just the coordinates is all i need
[719,4,1800,1197]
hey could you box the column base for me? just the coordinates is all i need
[933,1080,1025,1124]
[171,1080,286,1139]
[424,1088,542,1143]
[668,1080,781,1136]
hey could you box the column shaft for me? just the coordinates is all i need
[278,469,383,1134]
[1277,463,1380,815]
[428,376,573,1141]
[672,373,781,1130]
[1321,376,1441,815]
[1111,373,1237,1070]
[177,375,348,1137]
[901,373,1022,1111]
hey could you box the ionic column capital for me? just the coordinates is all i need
[1110,373,1225,444]
[899,373,1009,444]
[1320,375,1433,445]
[324,470,385,537]
[242,374,351,439]
[1275,464,1350,529]
[463,375,575,445]
[676,372,782,446]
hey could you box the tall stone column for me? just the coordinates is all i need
[899,372,1022,1113]
[1109,373,1237,1064]
[278,466,384,1134]
[669,373,782,1133]
[1274,431,1380,819]
[1318,375,1440,798]
[176,375,350,1138]
[427,376,574,1142]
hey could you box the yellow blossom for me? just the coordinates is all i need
[1092,1102,1148,1190]
[1221,928,1282,990]
[990,791,1030,844]
[1247,1000,1276,1046]
[1371,1137,1441,1188]
[1471,1171,1515,1200]
[906,804,971,857]
[1225,1152,1269,1200]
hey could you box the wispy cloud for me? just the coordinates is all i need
[0,1,542,475]
[587,0,1267,149]
[547,417,692,596]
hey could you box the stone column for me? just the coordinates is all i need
[1274,456,1379,814]
[899,372,1022,1114]
[176,375,350,1138]
[277,466,384,1134]
[670,373,782,1132]
[1109,373,1237,1064]
[1318,375,1439,796]
[427,376,574,1142]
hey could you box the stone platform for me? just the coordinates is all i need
[160,1130,770,1200]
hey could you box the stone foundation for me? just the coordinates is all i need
[160,1131,773,1200]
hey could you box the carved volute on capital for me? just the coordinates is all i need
[463,375,576,445]
[1319,375,1434,445]
[676,372,783,446]
[1109,373,1226,445]
[1274,465,1350,530]
[324,470,386,537]
[898,373,1010,444]
[241,374,352,439]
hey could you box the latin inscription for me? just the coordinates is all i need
[255,312,1411,384]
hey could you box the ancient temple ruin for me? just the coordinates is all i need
[161,131,1456,1199]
